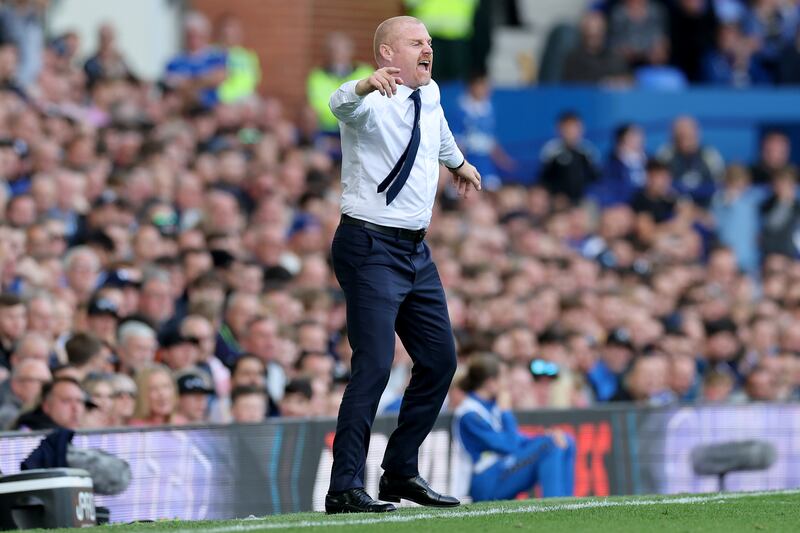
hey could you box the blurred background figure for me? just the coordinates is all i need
[215,12,260,104]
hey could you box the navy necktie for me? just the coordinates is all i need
[377,89,421,205]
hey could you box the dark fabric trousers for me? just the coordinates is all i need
[328,222,457,492]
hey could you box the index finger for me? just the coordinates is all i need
[383,67,401,74]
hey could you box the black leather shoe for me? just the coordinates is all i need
[325,488,397,514]
[378,474,460,507]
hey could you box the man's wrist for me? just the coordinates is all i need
[446,159,466,172]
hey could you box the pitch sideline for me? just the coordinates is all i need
[179,489,800,532]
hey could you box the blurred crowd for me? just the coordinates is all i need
[0,3,799,436]
[563,0,800,87]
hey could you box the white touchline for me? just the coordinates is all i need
[178,489,800,533]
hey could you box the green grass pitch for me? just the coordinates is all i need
[49,489,800,532]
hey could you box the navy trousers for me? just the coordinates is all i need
[328,222,457,492]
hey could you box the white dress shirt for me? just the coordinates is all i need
[330,79,464,230]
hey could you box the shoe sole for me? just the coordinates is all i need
[325,504,397,514]
[377,493,460,507]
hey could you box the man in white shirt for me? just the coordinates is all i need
[325,16,481,515]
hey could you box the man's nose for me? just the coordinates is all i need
[422,43,433,55]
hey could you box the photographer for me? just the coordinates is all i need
[452,355,575,502]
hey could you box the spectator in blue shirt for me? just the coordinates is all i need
[454,72,515,191]
[452,355,575,502]
[164,12,227,109]
[590,123,646,207]
[702,23,771,86]
[710,165,766,275]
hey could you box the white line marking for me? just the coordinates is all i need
[177,489,800,532]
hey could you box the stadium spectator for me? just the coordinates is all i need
[453,72,514,190]
[0,357,50,429]
[751,131,791,185]
[215,292,260,368]
[173,369,213,424]
[668,0,720,82]
[631,159,678,243]
[701,22,770,86]
[562,11,629,84]
[0,293,27,368]
[592,123,647,207]
[280,377,313,417]
[159,329,200,372]
[109,373,136,427]
[116,320,157,375]
[214,13,260,104]
[741,0,799,79]
[538,111,600,206]
[164,11,227,109]
[306,32,372,134]
[65,331,111,380]
[777,25,800,84]
[129,364,178,426]
[607,0,669,69]
[83,23,135,88]
[656,116,725,206]
[13,376,89,431]
[0,0,46,88]
[710,165,764,274]
[81,373,116,428]
[759,166,800,258]
[230,384,268,423]
[241,315,287,401]
[85,295,120,347]
[452,355,575,502]
[180,314,230,398]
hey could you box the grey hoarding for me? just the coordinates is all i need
[1,404,798,522]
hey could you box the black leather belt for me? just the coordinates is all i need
[340,214,427,243]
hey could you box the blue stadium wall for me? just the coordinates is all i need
[438,85,800,184]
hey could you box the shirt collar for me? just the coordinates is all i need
[396,84,416,101]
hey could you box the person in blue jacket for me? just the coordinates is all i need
[451,355,575,502]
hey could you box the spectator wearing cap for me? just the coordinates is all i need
[102,267,142,317]
[109,373,137,427]
[587,327,636,402]
[159,329,200,372]
[173,369,213,424]
[0,358,51,429]
[0,293,27,369]
[116,320,157,375]
[13,377,94,431]
[129,364,178,426]
[85,295,120,347]
[230,385,268,424]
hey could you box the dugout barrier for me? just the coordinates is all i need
[1,403,798,521]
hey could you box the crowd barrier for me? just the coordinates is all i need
[1,403,798,522]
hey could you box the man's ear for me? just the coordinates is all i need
[379,43,393,63]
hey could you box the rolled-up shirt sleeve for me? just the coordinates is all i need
[438,109,465,169]
[329,80,368,125]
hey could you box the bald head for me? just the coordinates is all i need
[373,16,424,65]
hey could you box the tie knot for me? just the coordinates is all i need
[410,89,421,103]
